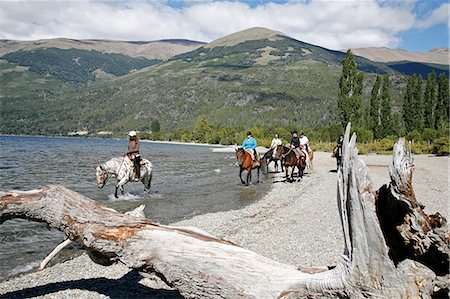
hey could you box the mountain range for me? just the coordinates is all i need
[0,27,448,136]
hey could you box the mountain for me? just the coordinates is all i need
[351,47,449,65]
[0,27,447,136]
[0,38,205,60]
[2,48,162,86]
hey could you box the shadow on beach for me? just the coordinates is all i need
[0,270,182,299]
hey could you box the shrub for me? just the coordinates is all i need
[422,128,438,143]
[432,137,449,156]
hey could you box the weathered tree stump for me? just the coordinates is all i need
[1,124,448,298]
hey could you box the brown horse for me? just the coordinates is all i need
[274,145,306,182]
[235,148,260,185]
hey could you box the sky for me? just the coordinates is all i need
[0,0,448,52]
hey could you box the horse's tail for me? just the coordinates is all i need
[260,159,268,175]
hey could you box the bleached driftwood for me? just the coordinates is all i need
[0,124,448,298]
[37,204,147,271]
[38,238,72,271]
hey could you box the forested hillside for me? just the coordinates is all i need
[2,48,161,86]
[0,28,448,154]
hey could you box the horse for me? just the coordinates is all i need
[300,145,314,173]
[332,145,342,171]
[235,148,260,185]
[96,156,153,198]
[274,145,306,182]
[262,148,284,173]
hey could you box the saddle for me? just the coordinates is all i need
[252,154,261,167]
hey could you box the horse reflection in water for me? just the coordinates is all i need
[274,145,306,182]
[96,156,153,198]
[235,148,261,186]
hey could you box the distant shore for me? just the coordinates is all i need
[140,139,227,147]
[0,152,447,298]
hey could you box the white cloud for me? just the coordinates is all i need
[416,2,449,29]
[0,0,436,50]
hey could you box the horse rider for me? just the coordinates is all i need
[290,131,304,159]
[299,132,310,157]
[335,135,344,170]
[126,130,141,181]
[242,131,259,166]
[270,133,282,158]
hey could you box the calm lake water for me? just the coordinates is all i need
[0,136,271,280]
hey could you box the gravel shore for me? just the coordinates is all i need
[1,151,448,298]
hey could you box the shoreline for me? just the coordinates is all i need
[0,152,448,298]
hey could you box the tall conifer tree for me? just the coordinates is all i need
[424,71,437,128]
[369,76,382,138]
[403,74,416,132]
[436,73,449,130]
[338,50,364,128]
[380,75,393,138]
[413,74,424,131]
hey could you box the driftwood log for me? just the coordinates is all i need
[0,124,448,298]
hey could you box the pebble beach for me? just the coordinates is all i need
[0,151,448,299]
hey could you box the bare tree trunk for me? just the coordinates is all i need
[1,124,448,298]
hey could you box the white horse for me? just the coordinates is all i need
[96,156,153,198]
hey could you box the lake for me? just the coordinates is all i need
[0,136,271,280]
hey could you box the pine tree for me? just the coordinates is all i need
[369,76,382,138]
[194,114,210,143]
[380,75,393,138]
[424,71,437,129]
[403,74,416,132]
[151,119,161,132]
[435,73,449,130]
[413,74,424,131]
[338,50,364,128]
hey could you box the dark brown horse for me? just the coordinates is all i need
[235,148,260,185]
[262,148,283,173]
[274,145,306,182]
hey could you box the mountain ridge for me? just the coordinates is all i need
[1,27,447,65]
[0,38,205,60]
[350,46,448,65]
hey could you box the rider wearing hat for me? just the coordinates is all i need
[126,130,141,181]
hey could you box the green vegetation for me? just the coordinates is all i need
[0,36,448,155]
[337,50,364,127]
[2,48,161,86]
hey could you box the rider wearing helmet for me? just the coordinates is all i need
[242,131,259,166]
[126,130,141,181]
[290,131,304,159]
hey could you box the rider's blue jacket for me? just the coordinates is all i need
[242,137,257,150]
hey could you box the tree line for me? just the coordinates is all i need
[138,49,449,155]
[336,50,448,155]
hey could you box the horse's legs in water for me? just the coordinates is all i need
[145,173,152,191]
[256,167,260,183]
[247,168,251,186]
[239,167,246,185]
[114,185,119,198]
